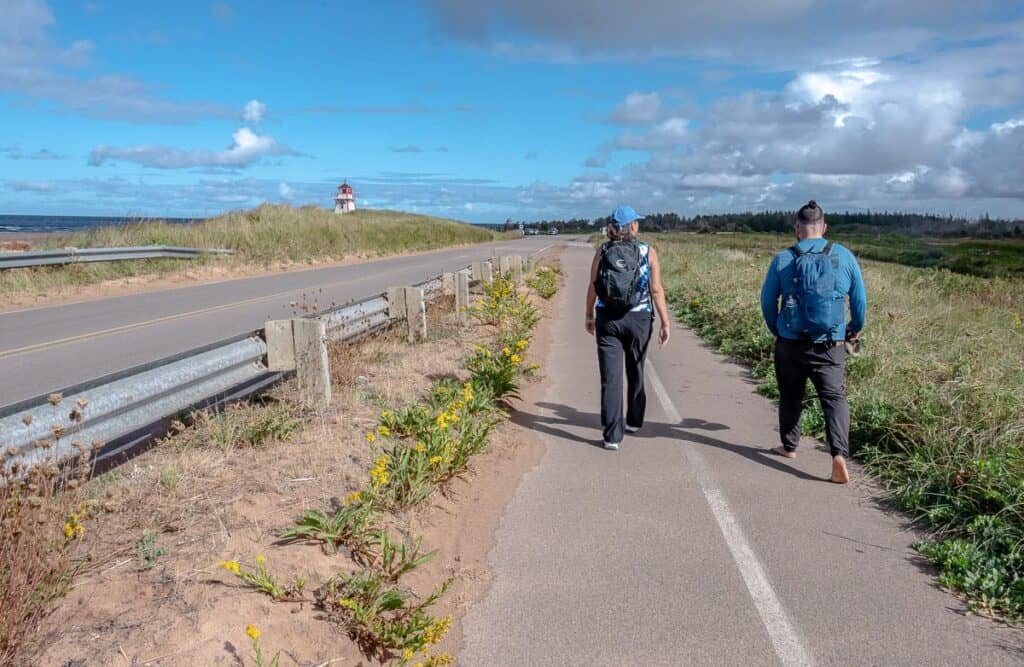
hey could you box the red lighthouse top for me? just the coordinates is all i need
[339,182,353,195]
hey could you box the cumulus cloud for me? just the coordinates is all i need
[391,145,423,153]
[242,99,266,125]
[1,146,65,160]
[0,0,230,122]
[610,92,662,124]
[89,127,296,169]
[278,181,293,199]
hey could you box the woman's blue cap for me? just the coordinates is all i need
[612,205,641,228]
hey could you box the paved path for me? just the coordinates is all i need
[461,243,1023,666]
[0,237,549,406]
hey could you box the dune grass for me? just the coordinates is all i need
[1,205,497,300]
[654,233,1024,620]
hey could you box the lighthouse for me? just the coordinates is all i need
[334,182,356,214]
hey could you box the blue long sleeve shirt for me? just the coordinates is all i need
[760,238,867,342]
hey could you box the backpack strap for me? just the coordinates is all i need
[788,244,804,258]
[823,241,834,255]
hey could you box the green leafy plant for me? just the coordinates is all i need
[133,530,169,570]
[245,625,281,667]
[277,503,378,558]
[526,264,559,299]
[219,555,305,602]
[315,568,452,661]
[371,532,438,582]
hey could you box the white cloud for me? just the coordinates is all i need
[242,99,266,125]
[278,181,293,199]
[0,0,231,123]
[610,92,662,124]
[89,127,296,169]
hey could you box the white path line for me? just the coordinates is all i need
[647,364,814,667]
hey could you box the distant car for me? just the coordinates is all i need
[524,229,538,236]
[548,228,559,235]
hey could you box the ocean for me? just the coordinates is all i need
[0,214,202,234]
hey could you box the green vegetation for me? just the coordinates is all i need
[654,233,1024,620]
[663,231,1024,279]
[1,205,496,299]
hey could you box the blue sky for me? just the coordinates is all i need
[1,1,1023,222]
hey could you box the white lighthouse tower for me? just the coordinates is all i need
[334,182,356,214]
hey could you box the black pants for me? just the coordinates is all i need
[596,310,653,444]
[774,337,850,458]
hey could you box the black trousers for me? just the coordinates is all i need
[774,337,850,458]
[596,310,653,444]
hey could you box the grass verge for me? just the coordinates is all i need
[655,233,1024,620]
[1,205,497,300]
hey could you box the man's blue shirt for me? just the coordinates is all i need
[760,238,867,341]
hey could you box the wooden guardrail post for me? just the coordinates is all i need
[470,262,484,282]
[511,255,524,282]
[293,318,331,411]
[497,255,512,277]
[481,260,494,283]
[387,287,407,320]
[404,286,426,342]
[442,272,456,296]
[265,320,296,371]
[455,271,471,324]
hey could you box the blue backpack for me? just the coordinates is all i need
[783,242,843,340]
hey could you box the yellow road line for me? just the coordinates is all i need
[0,288,302,360]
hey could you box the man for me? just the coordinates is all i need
[760,200,867,484]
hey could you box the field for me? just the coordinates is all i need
[1,205,497,300]
[654,233,1024,619]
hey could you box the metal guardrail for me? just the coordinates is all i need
[0,255,535,473]
[0,245,234,270]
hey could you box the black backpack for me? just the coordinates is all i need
[595,240,643,311]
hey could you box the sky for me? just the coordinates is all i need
[1,0,1023,223]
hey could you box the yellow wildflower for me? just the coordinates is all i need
[377,425,391,437]
[515,339,528,350]
[403,648,415,661]
[429,455,443,465]
[381,410,392,420]
[344,490,364,505]
[245,624,260,641]
[365,432,376,443]
[510,354,522,364]
[414,442,427,453]
[1015,313,1023,329]
[422,616,452,645]
[63,523,74,539]
[375,454,390,467]
[337,597,357,609]
[255,555,266,566]
[435,413,450,429]
[484,349,492,358]
[220,560,241,575]
[502,346,511,356]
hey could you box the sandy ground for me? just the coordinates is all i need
[24,261,560,666]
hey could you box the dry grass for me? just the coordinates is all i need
[1,205,496,300]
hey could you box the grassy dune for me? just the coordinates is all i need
[1,205,497,299]
[654,234,1024,619]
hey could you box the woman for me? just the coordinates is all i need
[585,205,671,450]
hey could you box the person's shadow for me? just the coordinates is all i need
[511,401,824,482]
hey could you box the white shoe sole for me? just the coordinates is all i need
[604,442,620,450]
[625,426,640,433]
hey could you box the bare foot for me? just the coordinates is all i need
[830,456,851,484]
[768,446,797,459]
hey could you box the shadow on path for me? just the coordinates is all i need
[512,401,824,483]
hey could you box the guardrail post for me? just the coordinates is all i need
[265,320,296,371]
[387,287,407,319]
[497,256,512,277]
[404,287,426,343]
[293,319,331,411]
[442,272,456,296]
[455,271,471,324]
[511,255,524,282]
[470,262,484,282]
[481,260,494,283]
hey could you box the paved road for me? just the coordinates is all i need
[0,237,552,406]
[461,243,1024,666]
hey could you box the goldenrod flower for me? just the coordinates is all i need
[337,597,357,609]
[63,523,74,539]
[414,442,427,453]
[515,339,528,350]
[422,616,452,645]
[429,455,443,465]
[256,555,266,566]
[377,425,391,437]
[344,490,364,505]
[403,648,415,661]
[245,624,260,641]
[365,432,376,443]
[220,560,241,575]
[381,410,392,420]
[502,347,511,356]
[510,354,522,364]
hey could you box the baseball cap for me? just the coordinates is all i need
[612,205,641,228]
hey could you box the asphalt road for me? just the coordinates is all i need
[460,243,1024,666]
[0,236,553,407]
